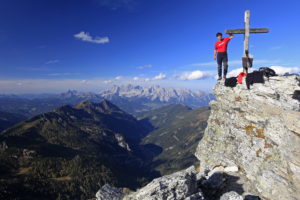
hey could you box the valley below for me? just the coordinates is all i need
[0,85,212,200]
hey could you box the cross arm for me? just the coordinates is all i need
[225,28,269,34]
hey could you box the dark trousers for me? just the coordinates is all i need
[217,52,228,77]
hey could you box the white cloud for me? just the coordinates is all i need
[179,70,211,80]
[103,80,112,84]
[153,73,166,80]
[74,31,109,44]
[133,77,139,81]
[45,59,59,65]
[217,66,300,79]
[216,67,257,79]
[226,68,246,77]
[136,64,152,69]
[270,66,300,75]
[115,76,123,80]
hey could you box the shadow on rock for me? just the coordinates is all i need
[200,172,244,200]
[244,194,261,200]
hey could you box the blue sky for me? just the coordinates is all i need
[0,0,299,93]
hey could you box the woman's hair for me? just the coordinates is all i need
[216,32,222,37]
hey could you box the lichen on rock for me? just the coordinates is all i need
[195,75,300,200]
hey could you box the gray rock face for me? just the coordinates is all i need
[96,184,125,200]
[195,75,300,200]
[96,166,253,200]
[115,134,131,151]
[220,191,243,200]
[123,166,205,200]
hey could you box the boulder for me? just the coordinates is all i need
[220,191,243,200]
[96,184,125,200]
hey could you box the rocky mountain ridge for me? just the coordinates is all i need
[195,74,300,199]
[100,84,214,106]
[96,74,300,200]
[0,100,159,199]
[0,84,214,118]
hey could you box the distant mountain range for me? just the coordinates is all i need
[0,84,213,124]
[98,84,213,114]
[100,84,214,107]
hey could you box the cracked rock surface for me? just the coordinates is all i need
[195,75,300,200]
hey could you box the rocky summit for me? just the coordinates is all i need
[96,74,300,200]
[195,74,300,199]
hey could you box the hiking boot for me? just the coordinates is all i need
[223,75,226,79]
[217,77,222,81]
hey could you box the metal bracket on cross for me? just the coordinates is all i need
[225,10,269,73]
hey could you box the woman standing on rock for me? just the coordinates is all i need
[214,32,234,80]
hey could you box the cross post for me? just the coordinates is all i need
[225,10,269,73]
[244,10,250,57]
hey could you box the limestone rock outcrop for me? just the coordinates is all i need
[96,184,125,200]
[123,166,204,200]
[195,75,300,200]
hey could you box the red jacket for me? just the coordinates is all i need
[215,37,231,53]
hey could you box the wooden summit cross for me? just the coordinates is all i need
[225,10,269,72]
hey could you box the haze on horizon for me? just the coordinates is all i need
[0,0,299,94]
